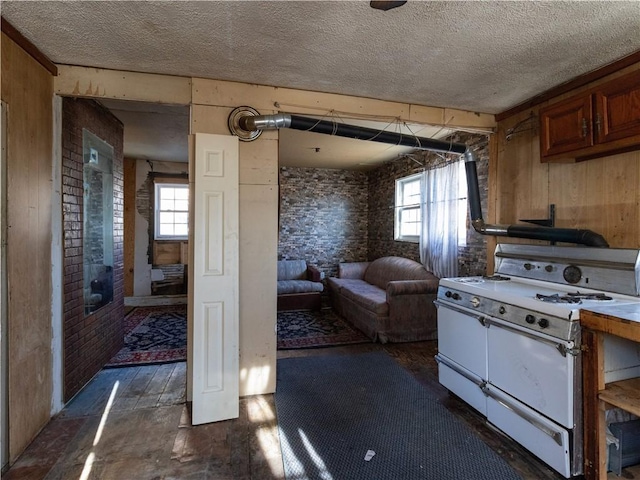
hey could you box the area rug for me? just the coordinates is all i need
[277,308,370,350]
[275,351,522,480]
[105,305,187,367]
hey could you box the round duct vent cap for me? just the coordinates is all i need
[228,106,262,142]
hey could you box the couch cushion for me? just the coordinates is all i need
[277,260,308,281]
[277,280,324,295]
[364,256,435,290]
[339,281,389,316]
[327,277,366,293]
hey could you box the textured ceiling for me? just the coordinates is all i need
[3,1,640,167]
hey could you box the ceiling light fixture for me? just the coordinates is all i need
[370,1,407,11]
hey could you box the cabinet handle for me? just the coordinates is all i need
[595,114,602,135]
[581,118,589,138]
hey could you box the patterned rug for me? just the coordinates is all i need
[277,308,370,350]
[105,305,187,367]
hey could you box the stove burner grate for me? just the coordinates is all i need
[482,275,511,281]
[535,291,613,304]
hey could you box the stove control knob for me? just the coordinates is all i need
[451,293,461,300]
[538,318,549,329]
[525,314,536,324]
[545,265,553,273]
[470,297,481,308]
[524,263,534,271]
[499,306,506,315]
[445,291,453,298]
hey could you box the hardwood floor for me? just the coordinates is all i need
[5,341,580,479]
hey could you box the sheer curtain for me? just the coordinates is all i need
[419,159,462,278]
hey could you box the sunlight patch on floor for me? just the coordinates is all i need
[93,380,119,446]
[78,452,95,480]
[299,429,333,480]
[256,425,286,478]
[247,394,275,422]
[278,430,306,478]
[278,428,335,480]
[79,380,119,479]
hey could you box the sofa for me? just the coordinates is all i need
[277,259,324,311]
[328,256,439,343]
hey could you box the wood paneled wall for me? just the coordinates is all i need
[0,32,53,462]
[123,157,136,297]
[490,63,640,272]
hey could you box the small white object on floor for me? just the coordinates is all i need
[364,450,375,461]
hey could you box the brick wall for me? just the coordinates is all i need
[278,167,368,279]
[62,98,124,401]
[367,156,422,262]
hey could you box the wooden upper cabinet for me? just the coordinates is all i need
[540,95,593,157]
[540,69,640,162]
[594,71,640,144]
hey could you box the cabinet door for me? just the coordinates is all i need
[594,70,640,144]
[540,95,593,157]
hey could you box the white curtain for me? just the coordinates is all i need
[419,160,462,278]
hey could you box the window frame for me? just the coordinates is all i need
[394,164,469,246]
[154,181,190,241]
[394,173,422,243]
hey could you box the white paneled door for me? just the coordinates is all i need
[189,133,239,425]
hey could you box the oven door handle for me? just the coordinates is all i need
[483,385,564,446]
[434,299,487,326]
[435,354,485,387]
[484,318,576,357]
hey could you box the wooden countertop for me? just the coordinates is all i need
[581,304,640,342]
[581,304,640,479]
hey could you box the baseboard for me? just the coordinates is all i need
[124,295,187,307]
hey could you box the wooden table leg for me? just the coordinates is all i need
[583,329,607,480]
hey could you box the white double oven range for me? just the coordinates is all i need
[436,244,640,478]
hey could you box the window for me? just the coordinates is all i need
[394,164,468,246]
[394,173,422,242]
[155,183,189,240]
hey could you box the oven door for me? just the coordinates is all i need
[436,354,487,416]
[486,316,576,428]
[435,300,488,379]
[485,384,571,478]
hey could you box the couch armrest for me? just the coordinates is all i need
[338,262,370,279]
[307,265,323,282]
[386,279,439,298]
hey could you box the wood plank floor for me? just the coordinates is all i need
[5,341,594,479]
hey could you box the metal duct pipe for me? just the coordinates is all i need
[233,110,609,248]
[239,113,468,154]
[462,150,609,247]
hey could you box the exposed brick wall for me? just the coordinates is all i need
[278,167,368,279]
[367,132,490,276]
[367,156,422,262]
[62,98,124,401]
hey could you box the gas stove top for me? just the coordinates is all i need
[440,275,640,322]
[438,243,640,340]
